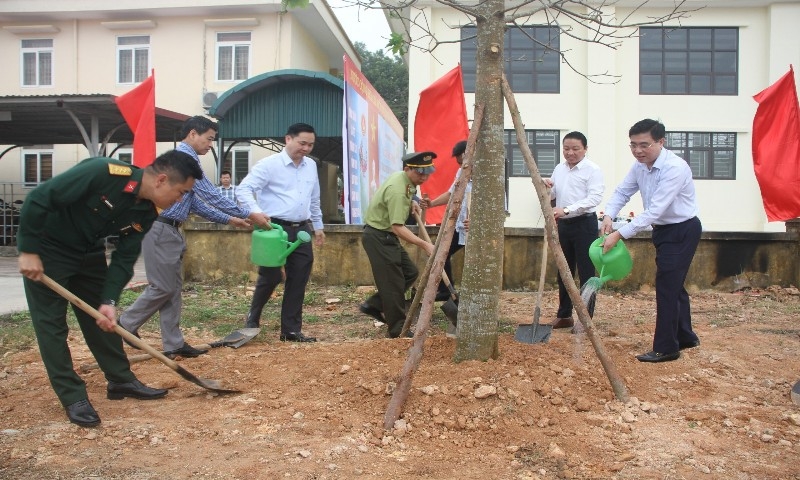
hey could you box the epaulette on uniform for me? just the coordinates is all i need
[108,164,133,176]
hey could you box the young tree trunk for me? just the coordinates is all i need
[454,2,506,362]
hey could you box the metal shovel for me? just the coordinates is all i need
[414,213,458,326]
[40,274,240,394]
[79,327,261,373]
[514,234,552,344]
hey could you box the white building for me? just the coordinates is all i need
[0,0,356,201]
[391,0,800,232]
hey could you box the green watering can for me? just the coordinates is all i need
[581,236,633,314]
[586,235,633,288]
[251,223,312,267]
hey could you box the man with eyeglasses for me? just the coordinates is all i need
[359,152,436,338]
[237,123,325,342]
[600,118,702,363]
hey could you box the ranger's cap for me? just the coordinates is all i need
[402,151,437,174]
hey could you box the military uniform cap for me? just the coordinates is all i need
[402,151,437,174]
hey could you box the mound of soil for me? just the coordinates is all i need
[1,287,799,479]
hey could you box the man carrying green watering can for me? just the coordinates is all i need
[600,119,702,363]
[237,123,325,342]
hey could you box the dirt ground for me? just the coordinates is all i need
[1,284,800,480]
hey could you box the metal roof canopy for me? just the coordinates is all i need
[208,69,344,166]
[0,94,188,158]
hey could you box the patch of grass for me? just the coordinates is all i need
[0,311,36,355]
[303,290,319,305]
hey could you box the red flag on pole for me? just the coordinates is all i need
[414,65,469,225]
[115,70,156,167]
[752,65,800,222]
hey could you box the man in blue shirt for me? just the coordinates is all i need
[600,119,702,363]
[120,116,270,357]
[237,123,325,342]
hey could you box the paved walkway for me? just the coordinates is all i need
[0,255,147,315]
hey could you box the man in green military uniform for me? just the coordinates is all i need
[359,152,436,338]
[17,150,202,427]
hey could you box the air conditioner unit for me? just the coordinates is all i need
[201,91,219,109]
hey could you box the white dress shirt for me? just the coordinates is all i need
[605,147,699,239]
[549,156,604,218]
[237,149,324,231]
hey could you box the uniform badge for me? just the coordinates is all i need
[406,184,415,197]
[123,181,138,193]
[108,164,133,176]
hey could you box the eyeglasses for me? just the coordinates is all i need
[629,142,656,150]
[412,168,431,175]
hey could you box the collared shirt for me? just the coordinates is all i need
[364,171,414,231]
[218,185,236,203]
[159,142,250,223]
[237,149,323,231]
[549,157,604,218]
[448,169,472,245]
[605,147,699,239]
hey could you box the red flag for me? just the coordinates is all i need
[752,65,800,222]
[414,65,469,224]
[115,71,156,167]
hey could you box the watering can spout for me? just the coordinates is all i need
[279,230,312,262]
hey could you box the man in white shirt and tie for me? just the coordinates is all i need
[237,123,325,342]
[600,118,702,363]
[546,131,605,330]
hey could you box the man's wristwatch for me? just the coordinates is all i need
[101,299,116,307]
[562,207,570,215]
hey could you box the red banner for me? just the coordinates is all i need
[413,66,469,225]
[752,66,800,222]
[115,71,156,167]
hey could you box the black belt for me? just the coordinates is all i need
[653,216,697,231]
[155,216,182,228]
[271,217,310,228]
[559,213,595,225]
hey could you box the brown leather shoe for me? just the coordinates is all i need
[551,317,574,329]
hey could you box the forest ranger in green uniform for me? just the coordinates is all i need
[359,152,436,338]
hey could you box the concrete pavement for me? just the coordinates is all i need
[0,255,147,315]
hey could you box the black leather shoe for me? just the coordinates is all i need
[244,319,259,329]
[358,303,384,323]
[164,342,208,359]
[434,291,451,302]
[122,330,142,350]
[65,399,100,427]
[636,350,680,363]
[679,339,700,350]
[280,332,317,342]
[107,379,168,400]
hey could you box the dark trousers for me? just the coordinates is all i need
[246,224,314,334]
[438,236,464,296]
[556,214,598,318]
[23,239,135,407]
[362,226,418,337]
[652,217,702,353]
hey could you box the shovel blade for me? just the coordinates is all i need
[514,324,552,343]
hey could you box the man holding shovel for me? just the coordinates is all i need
[359,152,436,338]
[17,151,202,427]
[545,131,605,331]
[420,140,471,302]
